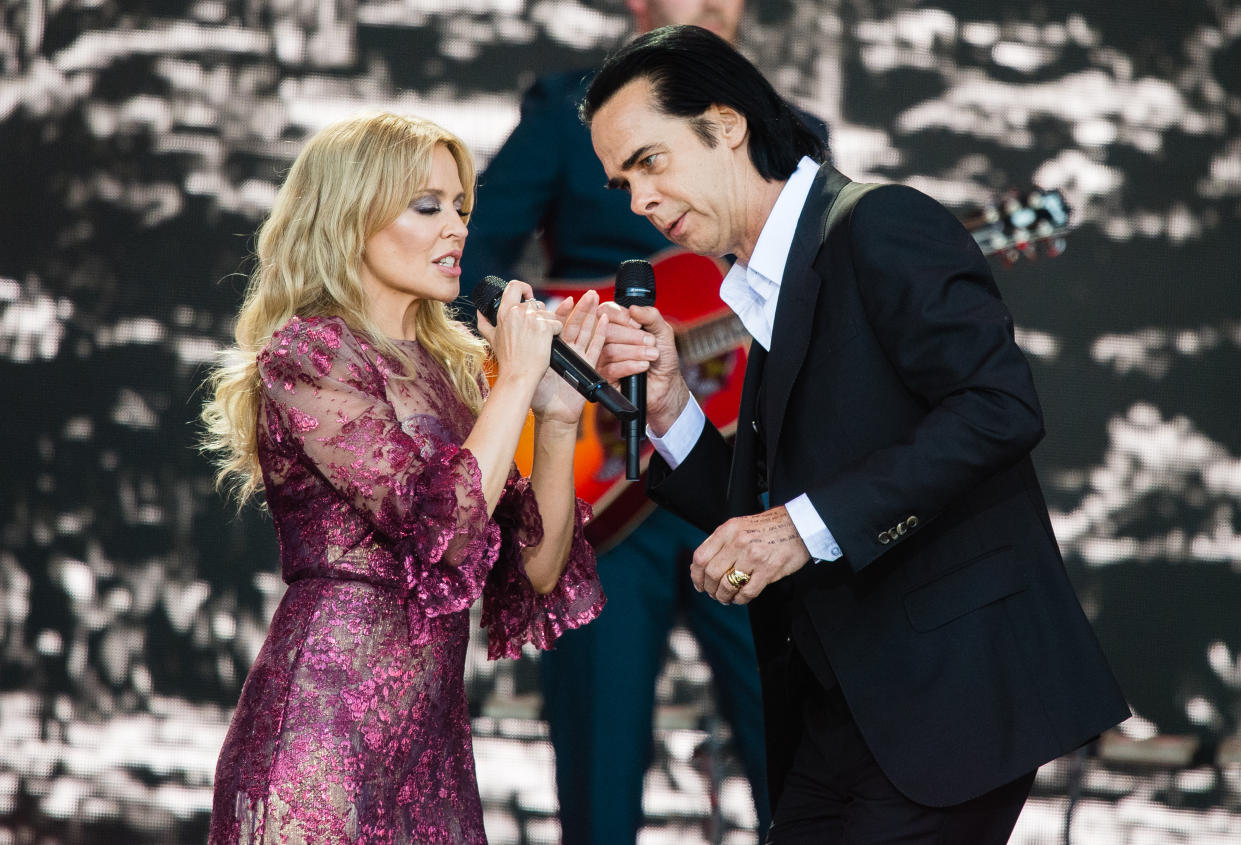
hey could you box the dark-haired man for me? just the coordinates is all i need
[588,24,1130,843]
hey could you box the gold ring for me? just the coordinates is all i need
[725,568,751,588]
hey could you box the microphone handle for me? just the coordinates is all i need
[548,343,637,420]
[623,372,644,479]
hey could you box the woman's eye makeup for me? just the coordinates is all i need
[410,195,466,221]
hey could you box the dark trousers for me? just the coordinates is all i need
[767,650,1034,844]
[542,507,771,844]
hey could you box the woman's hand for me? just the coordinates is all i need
[476,280,564,396]
[529,289,608,426]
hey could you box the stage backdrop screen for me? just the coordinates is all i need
[1,1,1239,843]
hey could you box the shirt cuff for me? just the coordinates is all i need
[647,395,706,471]
[784,494,843,563]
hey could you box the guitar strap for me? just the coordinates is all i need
[822,180,882,239]
[731,180,880,518]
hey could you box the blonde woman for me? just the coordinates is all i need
[202,112,606,843]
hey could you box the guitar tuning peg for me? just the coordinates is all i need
[1041,191,1070,226]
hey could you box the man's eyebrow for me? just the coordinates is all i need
[605,145,656,191]
[621,145,655,172]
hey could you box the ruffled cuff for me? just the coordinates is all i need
[481,486,605,660]
[394,443,499,621]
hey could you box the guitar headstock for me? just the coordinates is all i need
[964,187,1072,264]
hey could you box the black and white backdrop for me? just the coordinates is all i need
[1,1,1239,842]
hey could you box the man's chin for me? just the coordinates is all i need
[673,237,718,258]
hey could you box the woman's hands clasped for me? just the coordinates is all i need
[529,289,608,425]
[476,280,608,426]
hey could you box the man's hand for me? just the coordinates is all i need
[692,506,812,605]
[595,302,689,435]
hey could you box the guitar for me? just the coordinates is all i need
[512,187,1072,552]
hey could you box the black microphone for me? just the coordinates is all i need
[614,260,655,480]
[471,275,637,420]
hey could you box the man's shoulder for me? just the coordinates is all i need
[846,182,954,225]
[806,168,934,224]
[820,179,978,262]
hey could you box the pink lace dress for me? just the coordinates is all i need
[209,316,603,844]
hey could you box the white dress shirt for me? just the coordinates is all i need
[648,156,843,563]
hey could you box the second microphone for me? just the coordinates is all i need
[614,260,655,480]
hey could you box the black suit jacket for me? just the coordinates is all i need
[648,165,1129,807]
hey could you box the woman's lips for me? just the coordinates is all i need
[434,254,462,276]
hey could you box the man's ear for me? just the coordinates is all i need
[712,104,748,151]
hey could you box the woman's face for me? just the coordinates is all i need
[359,144,468,321]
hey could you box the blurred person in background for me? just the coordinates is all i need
[200,111,607,843]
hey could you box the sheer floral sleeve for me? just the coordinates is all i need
[482,472,604,659]
[258,317,499,618]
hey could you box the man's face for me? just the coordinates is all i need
[631,0,745,44]
[591,78,747,259]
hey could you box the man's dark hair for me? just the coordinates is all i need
[581,25,828,182]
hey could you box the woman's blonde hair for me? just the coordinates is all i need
[201,111,488,507]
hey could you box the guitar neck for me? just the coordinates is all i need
[675,314,751,362]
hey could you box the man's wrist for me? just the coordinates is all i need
[646,394,705,471]
[784,495,844,562]
[647,380,692,437]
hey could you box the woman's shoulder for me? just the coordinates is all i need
[258,315,371,380]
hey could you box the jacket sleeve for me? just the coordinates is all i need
[645,421,735,535]
[805,185,1046,573]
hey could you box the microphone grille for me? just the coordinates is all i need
[470,275,508,321]
[615,259,655,307]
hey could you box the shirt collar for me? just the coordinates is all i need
[718,157,821,350]
[744,156,821,288]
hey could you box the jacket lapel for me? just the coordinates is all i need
[763,165,851,465]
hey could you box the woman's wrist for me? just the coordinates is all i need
[532,414,578,437]
[491,365,542,398]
